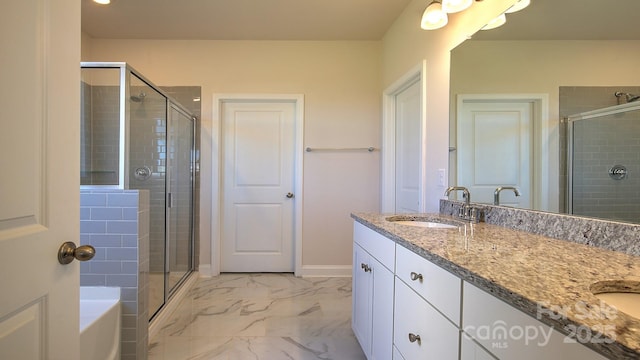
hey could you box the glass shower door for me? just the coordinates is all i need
[569,104,640,223]
[127,73,168,319]
[167,104,194,294]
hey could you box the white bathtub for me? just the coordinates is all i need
[80,287,121,360]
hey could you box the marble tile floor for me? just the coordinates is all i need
[148,273,366,360]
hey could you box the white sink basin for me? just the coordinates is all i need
[594,292,640,319]
[391,220,459,229]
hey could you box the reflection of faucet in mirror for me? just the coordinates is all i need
[615,91,640,104]
[494,186,521,206]
[445,186,470,205]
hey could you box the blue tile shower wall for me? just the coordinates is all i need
[80,189,149,360]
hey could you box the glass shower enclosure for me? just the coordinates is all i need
[567,101,640,223]
[80,62,196,320]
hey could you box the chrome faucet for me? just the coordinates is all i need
[444,186,470,205]
[494,186,521,205]
[444,186,481,222]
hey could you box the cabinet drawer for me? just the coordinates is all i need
[353,222,395,270]
[463,282,607,360]
[394,280,459,360]
[395,244,462,324]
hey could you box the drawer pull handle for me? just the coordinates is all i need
[408,333,421,344]
[361,263,372,272]
[410,272,423,281]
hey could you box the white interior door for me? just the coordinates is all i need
[0,0,80,359]
[221,101,296,272]
[395,80,421,213]
[457,100,532,207]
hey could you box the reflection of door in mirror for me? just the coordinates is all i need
[395,80,421,213]
[456,96,533,208]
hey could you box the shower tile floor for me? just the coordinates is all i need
[148,273,366,360]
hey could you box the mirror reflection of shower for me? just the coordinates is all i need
[615,91,640,104]
[567,99,640,224]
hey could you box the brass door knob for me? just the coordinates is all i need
[58,242,96,265]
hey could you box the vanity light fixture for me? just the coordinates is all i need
[421,1,448,30]
[505,0,530,13]
[93,0,111,4]
[480,13,506,30]
[442,0,473,13]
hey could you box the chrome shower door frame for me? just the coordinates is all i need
[566,101,640,214]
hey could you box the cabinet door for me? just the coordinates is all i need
[352,243,372,357]
[461,335,497,360]
[394,280,459,359]
[371,259,394,360]
[393,345,406,360]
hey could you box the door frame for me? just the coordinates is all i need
[211,94,304,276]
[382,61,427,213]
[455,94,550,211]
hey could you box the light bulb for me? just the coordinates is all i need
[481,13,506,30]
[442,0,473,13]
[93,0,111,4]
[421,2,448,30]
[505,0,530,13]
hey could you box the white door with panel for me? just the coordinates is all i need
[0,0,80,359]
[457,100,532,207]
[395,80,421,213]
[221,101,296,272]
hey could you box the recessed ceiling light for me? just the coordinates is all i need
[93,0,111,5]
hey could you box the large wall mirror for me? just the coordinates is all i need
[449,0,640,224]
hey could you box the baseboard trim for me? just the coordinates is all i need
[296,265,352,277]
[148,271,199,342]
[197,264,215,277]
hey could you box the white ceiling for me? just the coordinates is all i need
[81,0,414,40]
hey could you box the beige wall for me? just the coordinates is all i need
[82,39,382,273]
[381,0,515,212]
[450,40,640,209]
[81,0,514,273]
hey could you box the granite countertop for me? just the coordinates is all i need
[351,212,640,359]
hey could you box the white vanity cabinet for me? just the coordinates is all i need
[352,220,614,360]
[352,223,395,360]
[462,282,608,360]
[393,346,406,360]
[393,244,462,360]
[394,279,460,359]
[395,244,461,324]
[461,335,496,360]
